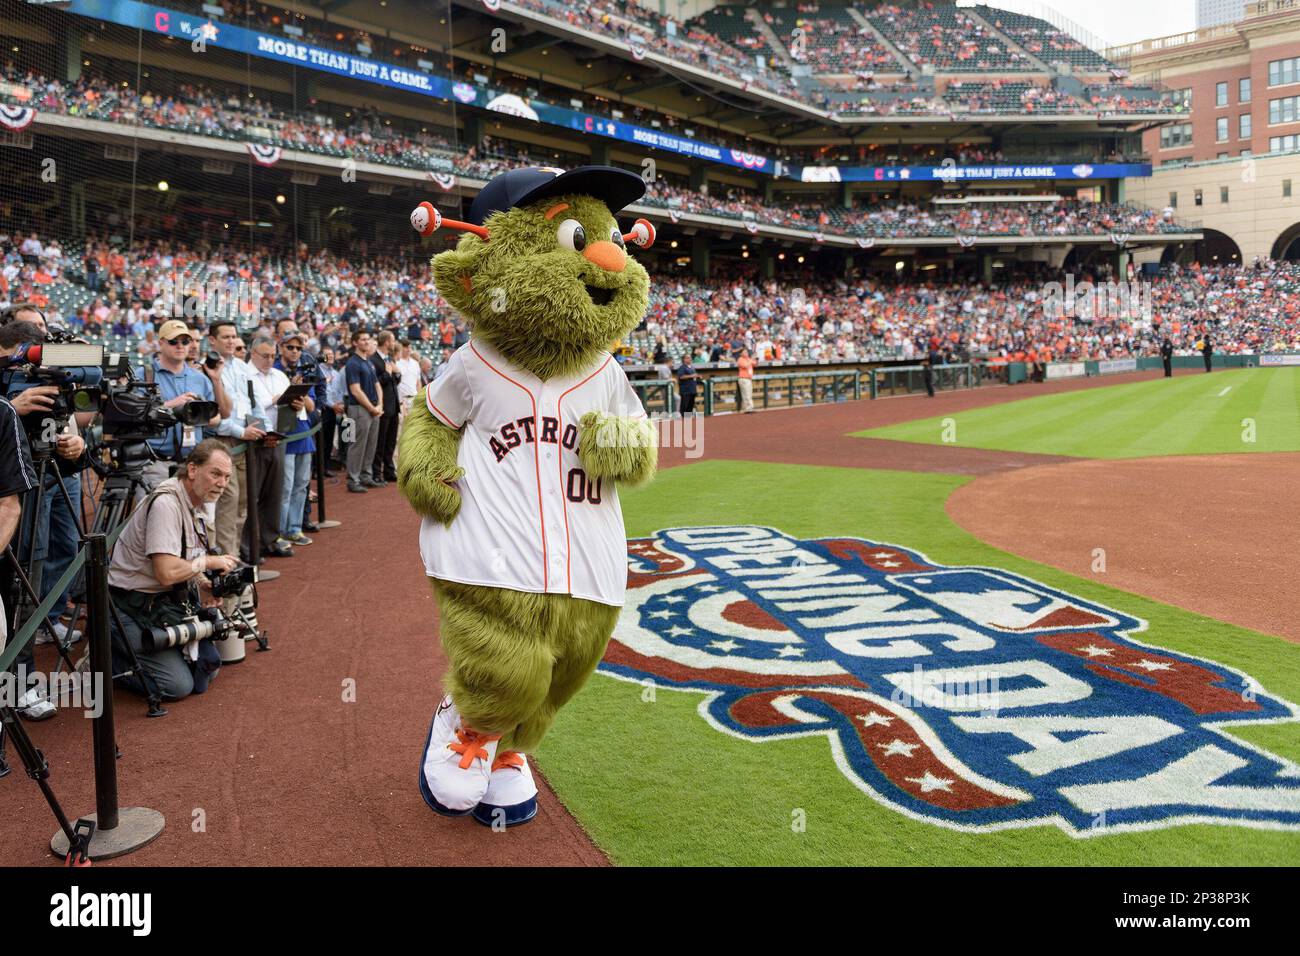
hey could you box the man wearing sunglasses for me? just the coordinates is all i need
[140,320,221,493]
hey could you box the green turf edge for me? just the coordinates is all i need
[854,367,1300,459]
[534,459,1300,867]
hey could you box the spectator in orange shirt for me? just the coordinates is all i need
[736,347,755,413]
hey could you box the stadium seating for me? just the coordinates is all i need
[867,4,1032,73]
[975,6,1113,72]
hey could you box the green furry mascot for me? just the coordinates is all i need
[401,167,658,827]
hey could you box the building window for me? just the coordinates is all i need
[1269,96,1300,125]
[1240,77,1251,102]
[1221,186,1229,203]
[1170,88,1192,108]
[1241,149,1251,156]
[1160,123,1193,149]
[1285,180,1293,197]
[1195,189,1203,206]
[1240,113,1252,138]
[1169,192,1177,208]
[1270,134,1299,152]
[1216,117,1229,141]
[1268,57,1299,87]
[1217,151,1229,159]
[1216,81,1228,106]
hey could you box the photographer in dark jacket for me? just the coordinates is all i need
[369,330,400,485]
[107,440,240,700]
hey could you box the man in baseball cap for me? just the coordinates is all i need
[275,328,318,547]
[143,320,220,492]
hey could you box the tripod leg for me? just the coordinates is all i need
[0,705,82,848]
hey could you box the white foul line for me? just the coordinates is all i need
[1217,386,1232,397]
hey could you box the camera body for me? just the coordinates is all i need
[206,563,256,599]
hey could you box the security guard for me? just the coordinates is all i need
[1201,332,1213,373]
[1160,337,1174,377]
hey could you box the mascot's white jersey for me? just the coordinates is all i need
[419,339,647,607]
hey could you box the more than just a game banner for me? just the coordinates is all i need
[792,163,1152,183]
[1046,362,1087,379]
[1096,358,1138,375]
[58,0,772,176]
[1260,354,1300,366]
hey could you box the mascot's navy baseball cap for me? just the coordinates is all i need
[467,165,646,227]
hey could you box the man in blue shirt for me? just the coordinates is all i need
[344,329,383,493]
[274,329,317,546]
[141,320,221,493]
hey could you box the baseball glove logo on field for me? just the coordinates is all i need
[603,527,1300,836]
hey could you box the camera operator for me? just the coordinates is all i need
[138,320,222,493]
[0,375,38,662]
[0,317,88,719]
[106,439,239,700]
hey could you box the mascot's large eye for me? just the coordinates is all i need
[610,226,625,248]
[557,219,586,252]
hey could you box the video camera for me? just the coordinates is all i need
[206,563,256,600]
[1,339,104,416]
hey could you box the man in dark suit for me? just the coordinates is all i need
[370,330,401,484]
[1160,337,1174,377]
[1201,332,1213,373]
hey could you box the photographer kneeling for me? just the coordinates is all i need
[107,439,240,700]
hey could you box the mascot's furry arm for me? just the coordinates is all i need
[397,401,465,525]
[577,411,658,488]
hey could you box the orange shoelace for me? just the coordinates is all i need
[492,750,525,773]
[448,727,501,770]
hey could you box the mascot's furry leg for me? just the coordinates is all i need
[426,580,618,827]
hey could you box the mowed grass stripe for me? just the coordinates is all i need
[858,368,1300,458]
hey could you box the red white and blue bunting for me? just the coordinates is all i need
[956,235,977,248]
[247,142,283,167]
[427,171,457,191]
[0,105,36,133]
[855,237,874,249]
[1110,232,1132,247]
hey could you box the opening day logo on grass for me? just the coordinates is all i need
[604,527,1300,837]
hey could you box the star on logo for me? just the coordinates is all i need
[647,609,674,619]
[856,711,894,728]
[878,739,920,757]
[905,771,955,793]
[661,596,686,604]
[199,21,219,41]
[697,585,721,593]
[666,625,694,638]
[774,644,805,658]
[872,552,894,559]
[1077,644,1114,658]
[708,639,740,653]
[880,560,901,568]
[1133,659,1174,672]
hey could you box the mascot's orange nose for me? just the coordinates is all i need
[582,241,627,273]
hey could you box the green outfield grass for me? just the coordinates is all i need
[857,367,1300,458]
[535,460,1300,866]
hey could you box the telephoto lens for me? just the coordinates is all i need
[142,617,218,653]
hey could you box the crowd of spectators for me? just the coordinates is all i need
[632,259,1300,367]
[5,228,1297,380]
[140,0,1173,118]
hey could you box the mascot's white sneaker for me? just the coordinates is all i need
[418,695,500,816]
[472,751,539,828]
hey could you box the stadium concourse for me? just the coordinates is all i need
[6,361,1272,867]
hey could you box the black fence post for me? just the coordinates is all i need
[50,533,164,860]
[314,436,341,530]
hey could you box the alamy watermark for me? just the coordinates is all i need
[2,666,104,718]
[1041,275,1152,322]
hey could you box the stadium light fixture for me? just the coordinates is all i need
[797,256,805,264]
[157,181,169,192]
[276,194,286,205]
[778,253,785,261]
